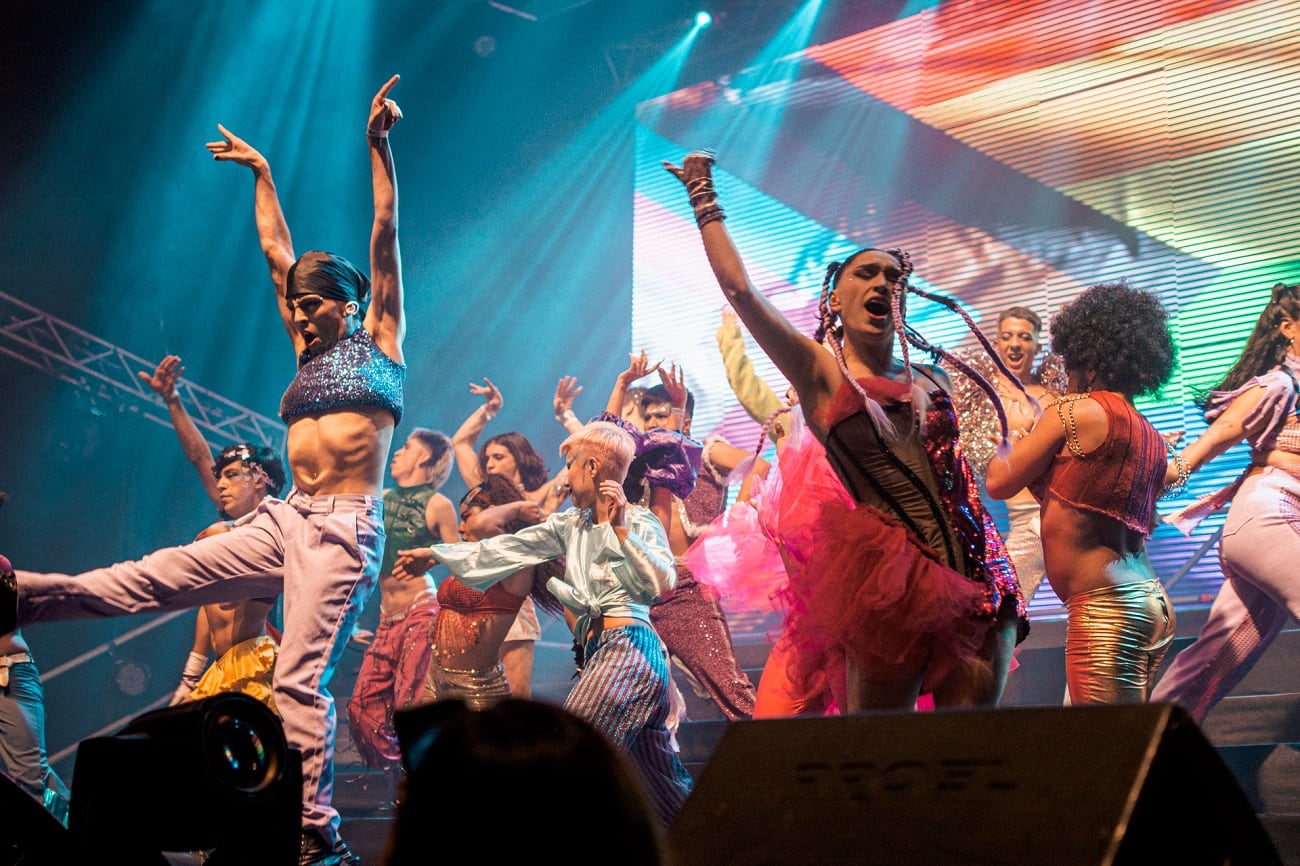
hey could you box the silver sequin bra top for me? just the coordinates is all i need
[280,327,405,424]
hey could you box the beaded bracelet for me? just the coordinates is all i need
[688,177,717,206]
[1159,451,1191,498]
[695,203,726,229]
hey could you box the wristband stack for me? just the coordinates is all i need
[686,149,725,229]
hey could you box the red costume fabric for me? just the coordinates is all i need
[780,375,1025,695]
[1035,390,1166,535]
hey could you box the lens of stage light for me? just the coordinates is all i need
[696,11,712,28]
[209,712,274,793]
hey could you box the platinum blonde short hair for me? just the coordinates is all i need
[560,421,635,479]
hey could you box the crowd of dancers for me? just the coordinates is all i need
[2,80,1299,865]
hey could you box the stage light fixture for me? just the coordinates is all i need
[696,11,713,28]
[67,692,302,865]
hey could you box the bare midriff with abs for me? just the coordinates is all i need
[203,598,276,656]
[286,407,395,496]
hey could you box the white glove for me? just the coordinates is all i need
[169,651,207,706]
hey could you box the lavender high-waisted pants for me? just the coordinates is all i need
[15,489,383,846]
[1152,467,1300,722]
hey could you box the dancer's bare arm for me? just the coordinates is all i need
[452,378,502,488]
[138,355,220,509]
[206,126,297,346]
[365,74,406,362]
[664,152,837,412]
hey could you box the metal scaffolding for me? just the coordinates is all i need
[0,291,286,451]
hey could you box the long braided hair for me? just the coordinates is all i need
[814,247,1020,450]
[1204,282,1300,410]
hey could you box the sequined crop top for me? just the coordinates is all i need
[437,578,526,616]
[280,328,404,424]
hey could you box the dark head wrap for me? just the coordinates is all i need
[286,250,371,311]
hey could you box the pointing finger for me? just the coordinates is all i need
[376,73,400,100]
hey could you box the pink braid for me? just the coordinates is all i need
[901,283,1017,456]
[886,247,915,398]
[752,395,798,458]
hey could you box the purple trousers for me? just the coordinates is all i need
[650,567,756,720]
[15,489,383,846]
[1152,468,1300,721]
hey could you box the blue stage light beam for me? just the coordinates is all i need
[397,16,709,449]
[699,0,826,173]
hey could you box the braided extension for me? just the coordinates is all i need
[905,320,1014,454]
[902,281,1026,452]
[907,282,1023,390]
[751,395,798,459]
[887,248,916,395]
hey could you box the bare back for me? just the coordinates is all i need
[1038,500,1156,602]
[1032,393,1161,601]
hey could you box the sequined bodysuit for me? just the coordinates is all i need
[649,438,757,720]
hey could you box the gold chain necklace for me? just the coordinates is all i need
[1054,392,1093,457]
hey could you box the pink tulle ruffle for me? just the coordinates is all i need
[780,499,990,695]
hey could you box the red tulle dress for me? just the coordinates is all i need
[777,376,1026,696]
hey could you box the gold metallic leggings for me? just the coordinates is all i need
[1065,578,1175,704]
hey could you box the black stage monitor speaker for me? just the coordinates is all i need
[0,772,76,866]
[666,702,1280,866]
[69,692,301,865]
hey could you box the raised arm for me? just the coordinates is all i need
[664,151,838,412]
[657,362,689,417]
[452,378,502,488]
[1165,384,1268,485]
[605,350,660,417]
[364,74,406,363]
[717,307,785,423]
[554,376,585,434]
[206,126,296,343]
[138,355,221,510]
